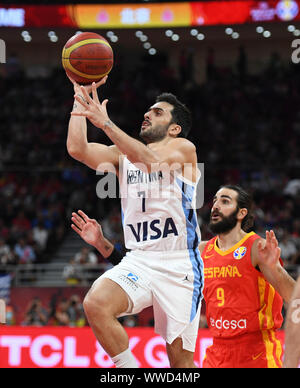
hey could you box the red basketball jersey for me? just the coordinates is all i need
[202,232,283,338]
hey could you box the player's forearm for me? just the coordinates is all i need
[103,119,159,170]
[94,236,114,258]
[67,97,89,160]
[284,277,300,367]
[270,265,296,303]
[284,325,300,367]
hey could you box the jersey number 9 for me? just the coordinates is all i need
[216,287,225,307]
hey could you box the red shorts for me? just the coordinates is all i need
[203,330,283,368]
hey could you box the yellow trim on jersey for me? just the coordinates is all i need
[266,284,275,327]
[214,231,256,256]
[270,330,283,366]
[261,330,278,368]
[258,276,282,368]
[258,276,266,326]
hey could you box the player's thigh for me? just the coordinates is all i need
[166,337,195,367]
[84,277,129,317]
[165,307,200,367]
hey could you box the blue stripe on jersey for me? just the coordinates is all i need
[176,177,203,322]
[121,208,124,226]
[176,177,199,249]
[189,248,204,321]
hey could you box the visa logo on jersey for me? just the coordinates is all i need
[127,217,178,242]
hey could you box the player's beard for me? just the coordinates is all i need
[140,123,169,143]
[208,207,239,235]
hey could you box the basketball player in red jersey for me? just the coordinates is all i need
[200,185,296,368]
[71,185,296,368]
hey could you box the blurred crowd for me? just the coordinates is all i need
[7,294,87,327]
[0,45,300,282]
[62,245,112,285]
[0,172,67,265]
[5,293,154,328]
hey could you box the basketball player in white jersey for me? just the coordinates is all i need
[67,76,203,368]
[284,275,300,368]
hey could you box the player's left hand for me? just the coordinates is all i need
[67,73,108,96]
[71,210,104,247]
[71,81,109,130]
[257,230,281,269]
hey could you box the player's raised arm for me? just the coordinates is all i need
[251,230,296,303]
[66,75,121,172]
[72,87,195,173]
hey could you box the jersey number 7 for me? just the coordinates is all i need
[138,191,146,213]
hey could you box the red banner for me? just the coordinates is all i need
[0,5,76,27]
[191,0,300,26]
[1,2,300,28]
[0,326,285,368]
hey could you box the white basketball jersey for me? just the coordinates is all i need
[119,156,201,251]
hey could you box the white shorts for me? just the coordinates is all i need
[96,249,204,352]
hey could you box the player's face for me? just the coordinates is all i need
[209,188,239,234]
[140,101,174,143]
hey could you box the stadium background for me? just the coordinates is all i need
[0,0,300,367]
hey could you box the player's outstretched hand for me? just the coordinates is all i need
[71,210,104,247]
[257,230,281,269]
[67,73,108,95]
[71,81,110,130]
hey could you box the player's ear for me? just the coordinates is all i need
[169,124,182,137]
[238,208,248,221]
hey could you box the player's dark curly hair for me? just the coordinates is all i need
[156,93,192,138]
[220,184,255,232]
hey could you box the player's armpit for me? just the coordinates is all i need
[79,143,121,173]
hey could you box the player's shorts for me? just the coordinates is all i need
[96,248,204,352]
[203,330,283,368]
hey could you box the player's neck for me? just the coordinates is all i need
[216,226,247,251]
[146,136,171,149]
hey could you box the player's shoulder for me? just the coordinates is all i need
[251,235,264,245]
[250,234,265,255]
[198,240,210,254]
[168,138,196,160]
[247,233,265,266]
[170,137,196,150]
[246,232,263,248]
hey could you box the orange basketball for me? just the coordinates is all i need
[62,32,113,85]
